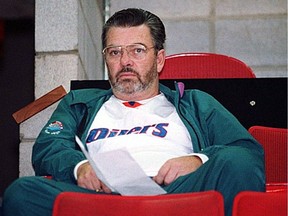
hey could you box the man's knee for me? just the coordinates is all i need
[4,177,43,201]
[3,176,58,216]
[213,146,265,189]
[2,177,37,214]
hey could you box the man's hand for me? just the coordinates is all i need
[153,155,203,186]
[77,162,112,193]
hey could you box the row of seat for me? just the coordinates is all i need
[52,125,288,216]
[53,188,287,216]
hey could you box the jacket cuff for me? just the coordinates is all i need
[188,153,209,164]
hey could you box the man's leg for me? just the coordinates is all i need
[2,176,102,216]
[163,146,265,216]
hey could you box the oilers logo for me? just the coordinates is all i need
[86,123,169,143]
[45,121,63,135]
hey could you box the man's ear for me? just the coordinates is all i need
[156,49,165,73]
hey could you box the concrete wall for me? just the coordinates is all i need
[19,0,104,176]
[19,0,287,176]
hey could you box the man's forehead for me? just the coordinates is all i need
[106,25,153,46]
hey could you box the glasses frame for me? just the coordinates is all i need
[102,43,155,62]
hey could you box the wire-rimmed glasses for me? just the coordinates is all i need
[102,44,155,62]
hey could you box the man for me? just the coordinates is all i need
[2,8,265,216]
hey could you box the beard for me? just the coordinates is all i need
[109,61,158,95]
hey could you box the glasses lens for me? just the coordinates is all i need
[104,47,121,58]
[126,44,147,60]
[103,44,151,61]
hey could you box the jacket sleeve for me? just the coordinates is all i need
[187,90,264,159]
[32,91,86,184]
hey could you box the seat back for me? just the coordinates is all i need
[232,191,287,216]
[248,126,288,183]
[53,191,224,216]
[160,53,256,79]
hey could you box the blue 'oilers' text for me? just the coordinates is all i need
[86,123,169,143]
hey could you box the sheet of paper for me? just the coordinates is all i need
[75,136,166,196]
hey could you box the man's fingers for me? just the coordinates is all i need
[153,163,171,185]
[78,173,101,190]
[101,182,112,193]
[77,162,101,190]
[76,162,113,193]
[163,170,178,185]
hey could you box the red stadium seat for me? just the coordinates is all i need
[248,126,287,184]
[233,126,288,216]
[160,53,256,79]
[53,191,224,216]
[232,189,287,216]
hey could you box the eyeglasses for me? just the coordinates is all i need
[102,44,155,62]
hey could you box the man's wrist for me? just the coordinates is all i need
[188,153,209,164]
[73,159,88,180]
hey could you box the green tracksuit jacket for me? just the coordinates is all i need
[32,82,264,184]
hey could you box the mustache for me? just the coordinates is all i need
[116,67,138,77]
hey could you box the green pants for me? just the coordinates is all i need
[2,146,265,216]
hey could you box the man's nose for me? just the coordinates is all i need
[120,49,133,66]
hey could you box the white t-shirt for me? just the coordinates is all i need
[80,93,207,177]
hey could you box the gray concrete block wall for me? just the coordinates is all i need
[35,0,78,52]
[215,0,287,15]
[20,141,35,176]
[78,0,104,80]
[110,0,287,77]
[19,0,104,177]
[216,18,286,73]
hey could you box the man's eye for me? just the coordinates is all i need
[134,48,145,54]
[109,50,120,56]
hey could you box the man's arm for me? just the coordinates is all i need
[32,92,86,183]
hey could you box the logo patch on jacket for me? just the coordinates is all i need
[45,121,63,135]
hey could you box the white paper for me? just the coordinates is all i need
[75,136,166,196]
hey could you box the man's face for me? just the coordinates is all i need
[104,25,165,98]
